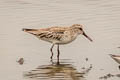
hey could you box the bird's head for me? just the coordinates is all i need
[71,24,93,42]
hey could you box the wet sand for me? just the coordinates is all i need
[0,0,120,80]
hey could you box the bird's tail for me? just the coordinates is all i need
[22,28,38,31]
[109,54,120,57]
[22,28,39,35]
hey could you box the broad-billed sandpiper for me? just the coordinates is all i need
[23,24,93,61]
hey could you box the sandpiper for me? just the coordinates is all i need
[22,24,93,61]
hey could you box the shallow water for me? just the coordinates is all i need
[24,60,92,80]
[0,0,120,80]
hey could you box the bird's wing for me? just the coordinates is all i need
[49,27,67,34]
[23,26,67,34]
[23,27,68,40]
[37,27,68,40]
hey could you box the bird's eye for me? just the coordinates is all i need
[79,28,83,30]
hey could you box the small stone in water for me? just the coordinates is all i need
[85,58,88,61]
[17,58,24,65]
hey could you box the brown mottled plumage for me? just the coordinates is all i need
[22,24,93,61]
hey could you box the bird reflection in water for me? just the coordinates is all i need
[24,60,92,80]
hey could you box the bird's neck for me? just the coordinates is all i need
[69,29,79,39]
[70,28,79,35]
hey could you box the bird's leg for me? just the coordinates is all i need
[50,44,54,60]
[57,44,60,64]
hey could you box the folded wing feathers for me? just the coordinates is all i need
[22,27,67,41]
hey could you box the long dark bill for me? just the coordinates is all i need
[83,32,93,42]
